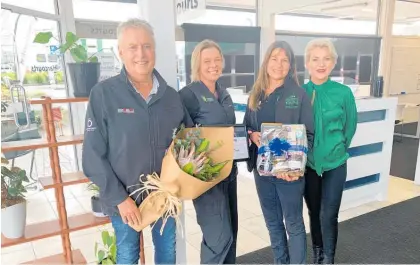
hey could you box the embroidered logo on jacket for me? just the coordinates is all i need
[118,108,135,114]
[86,118,96,132]
[285,95,299,109]
[201,96,215,103]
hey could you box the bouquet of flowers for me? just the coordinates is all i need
[128,125,234,234]
[172,125,230,182]
[257,123,308,177]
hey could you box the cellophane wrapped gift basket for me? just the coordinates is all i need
[127,125,234,234]
[257,123,308,177]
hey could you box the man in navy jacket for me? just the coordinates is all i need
[82,18,192,265]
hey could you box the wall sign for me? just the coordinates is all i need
[176,0,206,25]
[75,21,119,39]
[31,65,61,72]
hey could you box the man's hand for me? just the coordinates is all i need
[117,197,142,226]
[248,131,261,147]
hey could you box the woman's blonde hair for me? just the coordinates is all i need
[248,41,299,111]
[190,39,224,82]
[304,38,338,63]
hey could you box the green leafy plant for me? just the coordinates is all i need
[33,32,98,63]
[1,157,29,209]
[23,72,49,85]
[87,182,100,196]
[95,230,116,265]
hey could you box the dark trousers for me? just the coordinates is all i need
[304,163,347,263]
[193,170,238,264]
[253,170,306,264]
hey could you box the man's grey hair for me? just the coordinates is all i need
[117,18,155,44]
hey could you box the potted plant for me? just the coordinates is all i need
[95,230,116,264]
[1,157,29,238]
[33,31,100,97]
[87,183,107,217]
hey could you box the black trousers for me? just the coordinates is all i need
[193,167,238,264]
[304,163,347,261]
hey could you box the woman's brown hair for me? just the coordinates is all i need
[248,41,299,111]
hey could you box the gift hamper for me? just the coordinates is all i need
[257,123,308,177]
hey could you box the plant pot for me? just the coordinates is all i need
[91,195,107,218]
[1,201,27,238]
[67,62,100,98]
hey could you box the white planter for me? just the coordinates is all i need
[1,202,27,238]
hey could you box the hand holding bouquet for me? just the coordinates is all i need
[173,125,229,182]
[128,125,234,234]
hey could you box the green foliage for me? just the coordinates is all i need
[1,157,29,208]
[33,31,98,63]
[95,230,116,264]
[1,72,17,81]
[55,71,64,83]
[1,72,17,101]
[87,182,100,196]
[23,72,49,85]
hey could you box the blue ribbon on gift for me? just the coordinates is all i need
[258,138,308,155]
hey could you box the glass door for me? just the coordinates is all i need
[1,7,77,183]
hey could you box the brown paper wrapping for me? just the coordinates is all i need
[129,126,234,232]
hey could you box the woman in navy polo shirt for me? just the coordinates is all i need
[244,41,314,264]
[179,39,238,264]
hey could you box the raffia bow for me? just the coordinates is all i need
[127,173,183,236]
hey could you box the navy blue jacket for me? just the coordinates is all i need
[82,68,192,215]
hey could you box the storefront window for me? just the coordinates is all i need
[1,9,74,138]
[2,0,57,14]
[1,8,78,179]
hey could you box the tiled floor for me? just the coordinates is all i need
[1,172,420,265]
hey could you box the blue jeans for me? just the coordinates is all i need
[254,170,307,264]
[110,215,176,265]
[304,163,347,263]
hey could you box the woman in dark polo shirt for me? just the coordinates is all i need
[179,39,238,264]
[244,41,314,264]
